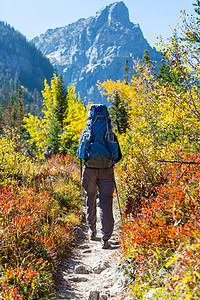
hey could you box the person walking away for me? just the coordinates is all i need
[77,104,122,249]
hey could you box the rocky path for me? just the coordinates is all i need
[55,199,131,300]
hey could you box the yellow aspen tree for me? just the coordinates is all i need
[59,85,88,154]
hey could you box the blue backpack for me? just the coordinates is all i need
[77,104,119,168]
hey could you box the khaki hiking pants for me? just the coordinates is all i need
[81,166,115,241]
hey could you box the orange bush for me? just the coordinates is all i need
[120,153,200,276]
[0,154,82,299]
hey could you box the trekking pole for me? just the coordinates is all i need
[113,172,124,225]
[80,159,84,219]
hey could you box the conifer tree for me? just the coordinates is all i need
[54,73,68,129]
[47,73,68,153]
[109,91,128,134]
[140,49,155,73]
[124,56,130,84]
[109,58,130,134]
[17,83,26,141]
[2,91,17,139]
[10,90,18,126]
[157,56,185,89]
[47,117,61,154]
[133,50,155,79]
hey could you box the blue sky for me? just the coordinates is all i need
[1,0,196,47]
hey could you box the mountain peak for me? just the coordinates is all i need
[33,1,161,105]
[109,2,131,24]
[95,1,132,27]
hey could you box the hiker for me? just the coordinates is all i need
[77,104,122,249]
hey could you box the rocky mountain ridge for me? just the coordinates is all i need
[0,21,54,109]
[33,1,161,104]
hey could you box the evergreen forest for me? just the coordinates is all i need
[0,21,54,115]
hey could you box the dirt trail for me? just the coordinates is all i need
[55,199,131,300]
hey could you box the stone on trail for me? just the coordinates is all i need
[78,243,90,249]
[68,275,88,282]
[92,260,110,274]
[74,264,91,274]
[73,227,86,239]
[82,249,92,253]
[88,288,100,300]
[99,294,108,300]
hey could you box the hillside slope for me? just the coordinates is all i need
[0,21,54,109]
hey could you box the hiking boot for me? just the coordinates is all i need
[102,240,111,249]
[89,230,96,241]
